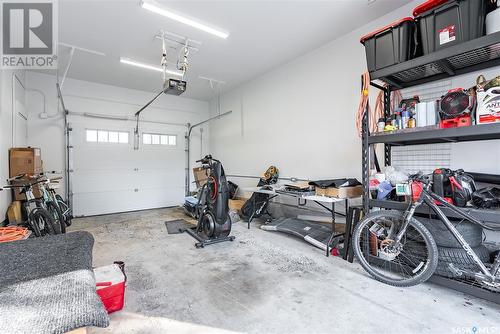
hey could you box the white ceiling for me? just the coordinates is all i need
[57,0,412,101]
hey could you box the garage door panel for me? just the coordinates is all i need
[71,120,186,216]
[134,187,184,210]
[72,170,138,194]
[74,147,135,170]
[137,170,184,189]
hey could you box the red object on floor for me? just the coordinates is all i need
[95,262,126,313]
[330,248,339,257]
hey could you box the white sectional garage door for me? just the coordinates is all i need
[70,119,185,216]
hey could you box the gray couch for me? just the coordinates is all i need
[0,231,109,334]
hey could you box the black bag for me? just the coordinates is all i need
[472,187,500,209]
[241,179,270,221]
[228,181,239,199]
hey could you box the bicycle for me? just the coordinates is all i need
[352,173,500,290]
[38,172,72,232]
[3,174,60,237]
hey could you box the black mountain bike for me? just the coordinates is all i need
[353,173,500,290]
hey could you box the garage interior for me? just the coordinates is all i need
[1,0,500,333]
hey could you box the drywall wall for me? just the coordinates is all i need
[0,70,27,218]
[209,0,500,187]
[25,71,210,200]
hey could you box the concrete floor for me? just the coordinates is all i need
[71,207,500,334]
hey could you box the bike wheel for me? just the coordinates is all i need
[32,209,59,236]
[353,210,438,287]
[56,195,72,226]
[27,212,42,237]
[47,201,65,234]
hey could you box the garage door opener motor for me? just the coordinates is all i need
[184,155,235,248]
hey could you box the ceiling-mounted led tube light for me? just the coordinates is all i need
[140,0,229,39]
[120,57,183,77]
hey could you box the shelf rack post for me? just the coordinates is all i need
[361,76,370,214]
[383,85,391,166]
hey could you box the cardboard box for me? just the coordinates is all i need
[229,199,246,212]
[9,147,42,177]
[315,185,363,198]
[7,201,22,225]
[193,167,208,188]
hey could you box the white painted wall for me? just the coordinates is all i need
[209,0,500,186]
[0,70,27,219]
[25,71,210,200]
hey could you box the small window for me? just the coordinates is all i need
[86,129,129,144]
[143,133,152,145]
[97,130,108,142]
[119,132,129,143]
[108,131,119,143]
[143,133,177,146]
[86,130,97,142]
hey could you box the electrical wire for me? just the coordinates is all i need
[356,72,402,136]
[356,72,372,137]
[0,226,30,242]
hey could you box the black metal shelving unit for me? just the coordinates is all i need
[361,32,500,304]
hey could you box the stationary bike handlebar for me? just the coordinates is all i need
[196,155,220,165]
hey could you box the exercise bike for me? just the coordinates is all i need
[184,155,235,248]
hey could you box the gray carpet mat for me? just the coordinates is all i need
[165,219,192,234]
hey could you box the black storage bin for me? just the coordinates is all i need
[414,0,487,54]
[360,17,420,72]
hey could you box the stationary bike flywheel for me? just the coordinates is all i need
[200,211,216,238]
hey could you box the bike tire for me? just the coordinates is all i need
[56,195,72,226]
[47,201,65,234]
[33,208,59,235]
[27,212,42,237]
[436,245,490,278]
[352,210,439,287]
[416,216,483,248]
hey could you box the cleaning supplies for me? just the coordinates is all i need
[416,102,427,127]
[477,87,500,124]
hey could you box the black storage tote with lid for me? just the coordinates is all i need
[413,0,487,54]
[360,17,420,73]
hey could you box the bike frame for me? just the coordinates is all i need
[396,182,499,282]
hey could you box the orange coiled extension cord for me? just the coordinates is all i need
[0,226,30,242]
[356,72,402,137]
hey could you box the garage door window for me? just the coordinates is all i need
[143,133,177,146]
[86,129,129,144]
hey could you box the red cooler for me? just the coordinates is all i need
[95,262,126,313]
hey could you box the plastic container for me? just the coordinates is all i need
[95,262,126,314]
[486,2,500,35]
[360,17,420,72]
[414,0,486,54]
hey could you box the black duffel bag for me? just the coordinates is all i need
[472,187,500,209]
